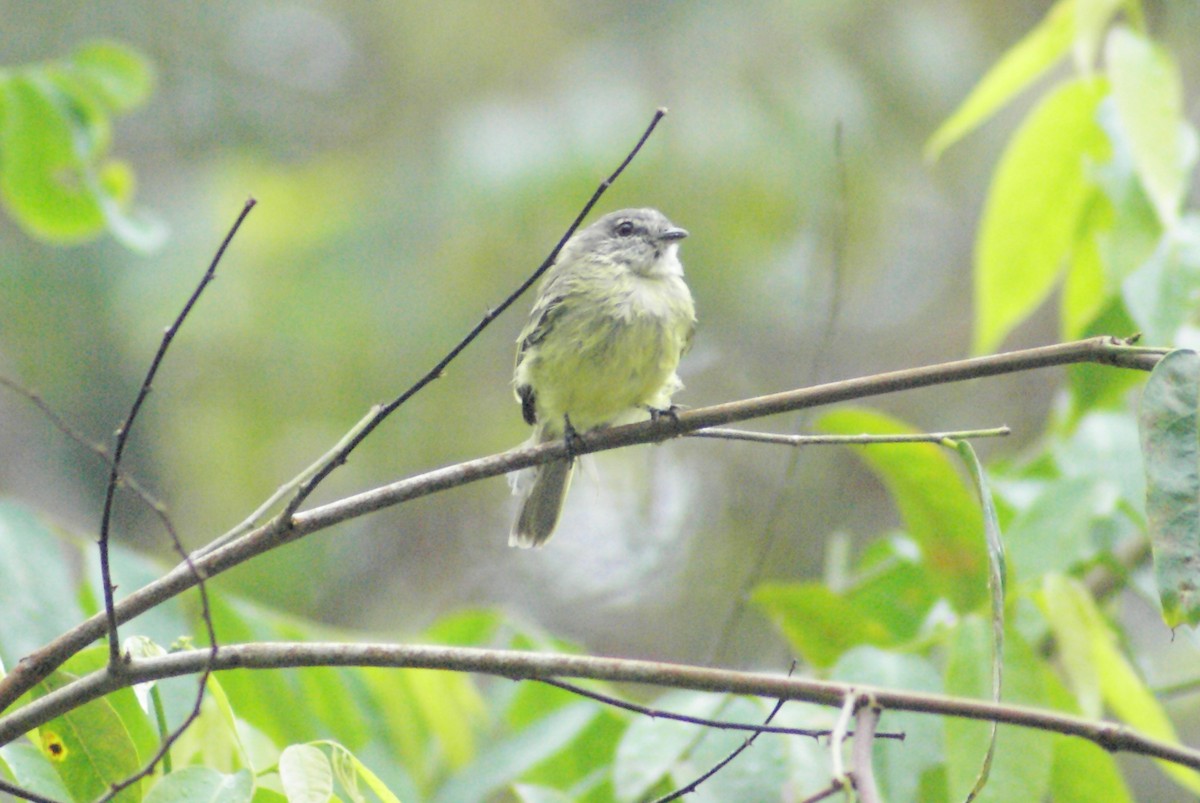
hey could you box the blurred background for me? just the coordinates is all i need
[2,1,1198,669]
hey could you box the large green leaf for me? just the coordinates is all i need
[1137,349,1200,627]
[0,74,106,238]
[0,42,164,250]
[973,78,1110,353]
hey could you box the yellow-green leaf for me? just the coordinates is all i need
[34,669,142,803]
[1041,574,1200,794]
[925,0,1073,160]
[973,77,1109,354]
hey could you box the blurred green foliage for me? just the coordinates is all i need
[0,40,164,250]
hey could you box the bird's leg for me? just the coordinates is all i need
[646,403,686,435]
[562,414,586,461]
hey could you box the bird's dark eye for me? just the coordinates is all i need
[615,220,635,237]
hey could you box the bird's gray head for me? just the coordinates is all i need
[569,208,688,278]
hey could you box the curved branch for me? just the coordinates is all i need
[2,641,1197,774]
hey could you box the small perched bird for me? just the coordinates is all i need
[510,208,697,548]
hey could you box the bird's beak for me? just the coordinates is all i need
[661,226,689,241]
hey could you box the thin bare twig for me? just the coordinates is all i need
[94,204,259,800]
[653,661,798,803]
[0,376,170,523]
[0,776,60,803]
[540,675,903,741]
[96,197,256,664]
[689,425,1010,446]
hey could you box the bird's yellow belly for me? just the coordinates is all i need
[528,313,681,433]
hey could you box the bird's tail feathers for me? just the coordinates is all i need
[510,458,574,548]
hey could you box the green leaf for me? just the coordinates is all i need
[1107,26,1191,229]
[925,0,1073,160]
[516,697,623,798]
[1039,574,1200,793]
[0,502,88,667]
[0,742,74,803]
[944,621,1053,803]
[144,767,254,803]
[62,646,158,771]
[612,691,723,801]
[1137,349,1200,628]
[0,42,164,250]
[973,77,1110,353]
[815,408,988,610]
[0,75,106,239]
[1122,216,1200,347]
[33,669,143,803]
[751,583,896,668]
[1043,666,1134,803]
[1004,477,1103,584]
[279,745,332,803]
[433,702,597,803]
[315,741,402,803]
[951,440,1006,799]
[844,540,938,641]
[71,40,155,113]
